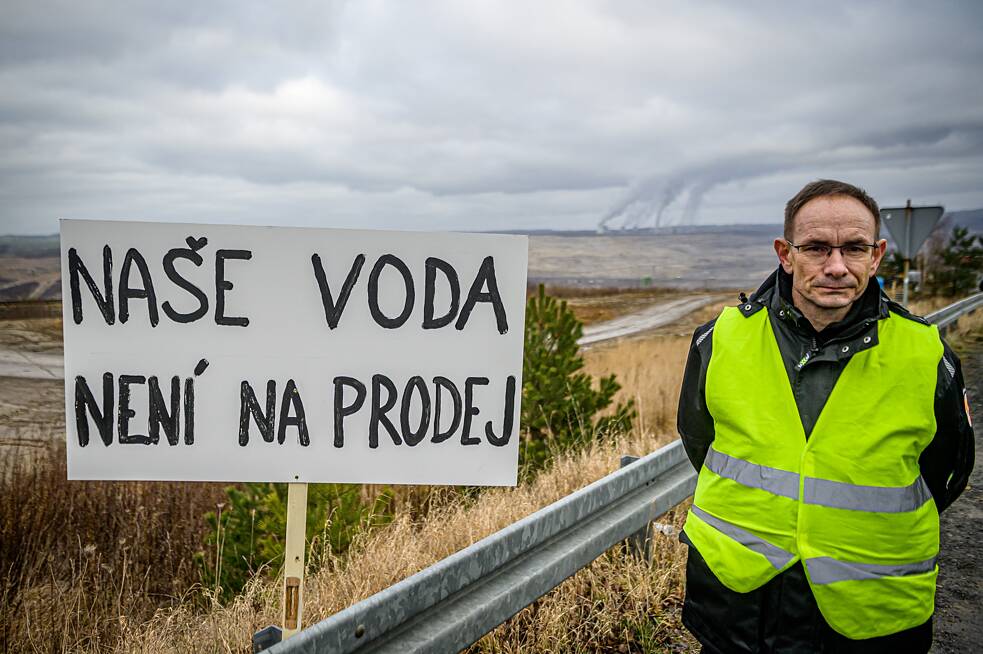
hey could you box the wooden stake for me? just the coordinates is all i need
[282,482,308,639]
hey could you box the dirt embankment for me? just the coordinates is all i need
[932,342,983,653]
[0,318,64,459]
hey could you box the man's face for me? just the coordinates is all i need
[774,195,887,312]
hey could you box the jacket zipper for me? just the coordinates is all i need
[793,338,818,557]
[795,337,819,371]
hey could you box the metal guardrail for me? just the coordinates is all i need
[268,292,983,654]
[269,440,696,654]
[925,292,983,332]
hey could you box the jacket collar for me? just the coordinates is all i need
[748,267,888,346]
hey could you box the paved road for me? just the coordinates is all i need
[932,343,983,653]
[0,346,63,379]
[0,294,721,379]
[577,294,723,347]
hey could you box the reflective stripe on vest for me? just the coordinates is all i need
[705,444,933,513]
[690,506,795,569]
[805,555,938,585]
[704,446,799,499]
[803,476,933,513]
[683,305,942,639]
[692,505,937,584]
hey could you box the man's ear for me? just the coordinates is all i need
[870,239,888,274]
[774,238,793,273]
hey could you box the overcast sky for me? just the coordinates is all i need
[2,1,982,235]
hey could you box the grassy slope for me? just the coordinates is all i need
[4,292,976,652]
[120,317,701,652]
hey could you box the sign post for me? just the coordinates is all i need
[60,219,528,639]
[880,201,945,305]
[282,482,308,638]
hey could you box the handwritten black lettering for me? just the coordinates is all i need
[118,374,150,444]
[484,375,515,446]
[312,253,365,329]
[183,376,195,445]
[239,380,276,445]
[422,257,460,329]
[367,254,414,329]
[432,376,462,443]
[148,375,181,446]
[68,246,115,325]
[461,376,489,446]
[161,240,209,323]
[333,376,366,448]
[215,249,252,327]
[74,373,114,447]
[119,249,159,327]
[278,379,309,446]
[400,376,431,446]
[370,374,401,448]
[456,256,508,334]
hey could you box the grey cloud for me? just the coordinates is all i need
[1,1,983,235]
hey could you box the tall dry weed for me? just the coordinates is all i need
[0,442,227,651]
[120,330,697,653]
[583,335,691,435]
[938,307,983,351]
[120,428,693,653]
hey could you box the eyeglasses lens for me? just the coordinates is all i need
[797,245,873,261]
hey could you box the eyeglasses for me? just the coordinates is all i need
[786,241,878,262]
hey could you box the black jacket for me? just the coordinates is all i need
[677,268,975,654]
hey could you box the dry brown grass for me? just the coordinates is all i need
[582,335,692,436]
[938,306,983,352]
[1,298,703,653]
[115,329,699,653]
[0,443,228,652]
[0,317,63,352]
[121,430,694,653]
[548,287,685,326]
[19,291,980,653]
[907,296,952,317]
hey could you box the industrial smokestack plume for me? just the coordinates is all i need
[598,176,707,232]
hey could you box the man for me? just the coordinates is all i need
[677,179,975,653]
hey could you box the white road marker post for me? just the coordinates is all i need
[282,482,308,639]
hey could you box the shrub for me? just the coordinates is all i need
[200,285,636,596]
[930,226,983,296]
[200,483,395,600]
[521,285,635,471]
[0,442,226,649]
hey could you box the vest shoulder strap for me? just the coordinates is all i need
[884,299,930,325]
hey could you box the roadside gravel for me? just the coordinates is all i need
[932,341,983,653]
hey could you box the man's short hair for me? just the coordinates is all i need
[784,179,881,240]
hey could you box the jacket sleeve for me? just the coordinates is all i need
[919,340,975,513]
[678,319,716,471]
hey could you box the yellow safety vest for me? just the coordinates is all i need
[682,304,942,639]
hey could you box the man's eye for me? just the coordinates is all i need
[842,245,868,255]
[801,245,828,254]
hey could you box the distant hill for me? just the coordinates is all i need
[1,215,981,302]
[498,223,782,237]
[939,208,983,235]
[0,234,60,258]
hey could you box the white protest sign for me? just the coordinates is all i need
[60,220,527,486]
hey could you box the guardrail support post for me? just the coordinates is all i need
[252,625,282,652]
[620,455,651,560]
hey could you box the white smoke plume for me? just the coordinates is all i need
[598,175,710,231]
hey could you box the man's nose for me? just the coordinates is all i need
[823,249,850,276]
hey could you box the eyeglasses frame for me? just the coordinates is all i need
[784,240,880,260]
